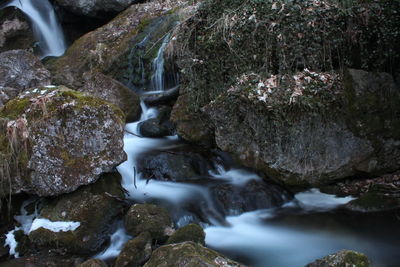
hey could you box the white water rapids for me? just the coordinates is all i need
[2,0,66,58]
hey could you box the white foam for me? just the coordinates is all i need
[95,226,131,260]
[209,167,261,186]
[29,218,80,233]
[293,188,355,211]
[4,230,19,258]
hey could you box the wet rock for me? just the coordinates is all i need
[306,249,369,267]
[29,173,124,254]
[76,259,108,267]
[81,71,141,122]
[54,0,140,18]
[124,204,173,240]
[0,251,83,267]
[346,191,400,213]
[211,180,292,216]
[143,86,180,106]
[0,9,34,53]
[138,118,170,138]
[46,1,184,89]
[143,241,246,267]
[166,223,205,245]
[0,86,126,198]
[137,150,212,182]
[0,50,51,90]
[114,231,152,267]
[0,87,19,108]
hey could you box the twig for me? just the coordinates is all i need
[125,130,142,137]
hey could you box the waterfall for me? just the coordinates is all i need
[2,0,66,58]
[150,34,170,92]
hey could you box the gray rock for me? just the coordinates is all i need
[77,259,108,267]
[143,241,246,267]
[0,50,51,90]
[0,86,19,108]
[54,0,140,17]
[138,118,170,138]
[0,86,126,197]
[306,249,369,267]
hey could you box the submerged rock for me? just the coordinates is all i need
[29,173,124,254]
[143,241,246,267]
[306,249,369,267]
[114,231,152,267]
[0,86,126,198]
[0,50,51,90]
[124,204,173,240]
[166,223,205,245]
[81,71,141,122]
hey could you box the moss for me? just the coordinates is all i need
[0,98,30,120]
[166,223,205,245]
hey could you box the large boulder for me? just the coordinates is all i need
[29,173,124,254]
[0,50,51,90]
[54,0,140,18]
[45,0,185,89]
[0,9,34,53]
[306,249,369,267]
[114,232,152,267]
[143,241,246,267]
[0,86,126,198]
[170,0,400,187]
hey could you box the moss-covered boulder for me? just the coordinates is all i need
[0,251,83,267]
[0,50,51,90]
[170,0,400,187]
[0,86,126,198]
[143,241,246,267]
[306,249,369,267]
[124,204,173,240]
[76,259,108,267]
[29,173,124,254]
[45,0,185,90]
[114,231,152,267]
[81,71,141,122]
[166,223,205,245]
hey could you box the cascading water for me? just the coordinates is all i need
[150,34,170,92]
[2,0,66,58]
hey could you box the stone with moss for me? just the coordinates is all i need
[171,0,400,188]
[29,172,124,254]
[306,249,369,267]
[144,241,246,267]
[76,259,108,267]
[114,231,152,267]
[0,86,126,198]
[124,204,173,241]
[0,251,83,266]
[45,0,185,90]
[166,223,205,245]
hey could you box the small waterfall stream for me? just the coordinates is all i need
[2,0,66,58]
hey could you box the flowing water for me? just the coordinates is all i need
[1,0,66,58]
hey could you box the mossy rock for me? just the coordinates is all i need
[346,192,400,213]
[114,231,152,267]
[143,241,245,267]
[0,251,83,267]
[29,173,124,254]
[306,249,369,267]
[76,259,107,267]
[166,223,205,245]
[124,204,173,241]
[0,86,126,198]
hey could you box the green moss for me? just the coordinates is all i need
[167,223,205,245]
[0,98,30,120]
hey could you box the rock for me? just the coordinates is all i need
[76,259,108,267]
[0,50,51,90]
[211,179,292,216]
[81,71,141,122]
[0,9,34,53]
[138,118,170,138]
[143,241,246,267]
[346,189,400,213]
[54,0,140,18]
[29,173,124,254]
[137,149,212,182]
[0,251,83,266]
[143,86,180,106]
[306,249,369,267]
[166,223,205,245]
[0,87,19,108]
[124,204,173,240]
[170,0,400,187]
[114,232,152,267]
[0,86,126,198]
[45,1,184,89]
